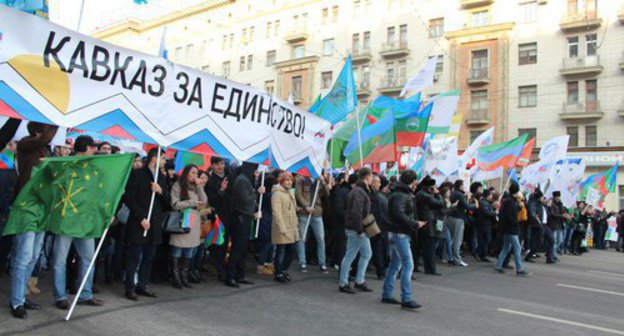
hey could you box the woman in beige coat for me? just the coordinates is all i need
[271,171,300,283]
[169,164,208,289]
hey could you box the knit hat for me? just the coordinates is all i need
[552,191,561,198]
[509,182,520,195]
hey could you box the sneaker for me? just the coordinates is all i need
[516,271,532,277]
[381,297,401,305]
[320,266,329,275]
[354,282,373,292]
[459,261,468,267]
[494,268,505,274]
[339,285,356,294]
[300,265,308,273]
[401,300,422,311]
[10,305,27,319]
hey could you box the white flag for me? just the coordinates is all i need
[287,91,295,104]
[585,186,601,209]
[539,135,569,163]
[545,158,586,208]
[399,56,437,97]
[519,160,553,194]
[427,91,460,135]
[459,127,494,170]
[425,136,458,177]
[472,166,503,182]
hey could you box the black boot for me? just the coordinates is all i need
[171,257,183,289]
[180,258,192,288]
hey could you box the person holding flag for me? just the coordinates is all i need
[122,147,170,301]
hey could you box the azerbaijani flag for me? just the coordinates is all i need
[0,150,14,169]
[477,133,529,171]
[517,136,535,167]
[204,217,225,247]
[395,100,431,147]
[174,150,210,174]
[343,112,396,166]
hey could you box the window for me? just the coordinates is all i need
[619,186,624,210]
[242,28,247,44]
[586,79,597,112]
[322,7,328,24]
[363,31,371,51]
[518,128,537,140]
[222,61,230,78]
[520,1,538,22]
[385,61,396,85]
[585,126,597,147]
[519,42,537,65]
[519,85,537,108]
[471,49,488,79]
[353,0,360,17]
[222,35,227,50]
[567,126,579,147]
[387,26,396,44]
[435,55,444,74]
[399,24,408,45]
[470,131,482,144]
[323,39,335,56]
[586,34,597,56]
[249,26,254,42]
[264,80,275,95]
[293,45,305,59]
[291,76,302,100]
[429,18,444,38]
[321,71,333,89]
[352,33,360,53]
[266,50,276,66]
[567,36,578,58]
[398,60,407,84]
[473,11,489,27]
[266,22,272,37]
[567,81,579,104]
[247,55,253,70]
[470,90,488,120]
[229,33,234,48]
[239,56,246,72]
[275,20,280,36]
[361,65,371,87]
[174,47,182,60]
[332,5,339,22]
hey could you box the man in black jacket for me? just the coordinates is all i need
[370,174,391,279]
[339,168,373,294]
[526,190,552,263]
[382,170,426,311]
[448,180,477,267]
[226,162,265,288]
[494,183,530,276]
[548,191,568,260]
[330,174,356,268]
[477,189,497,262]
[205,157,231,281]
[123,148,170,301]
[415,177,446,276]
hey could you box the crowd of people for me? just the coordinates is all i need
[1,118,623,318]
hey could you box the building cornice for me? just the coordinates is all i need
[445,22,515,40]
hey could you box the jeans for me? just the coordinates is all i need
[125,244,157,291]
[170,246,196,259]
[274,243,296,275]
[554,229,564,255]
[495,234,524,273]
[447,217,465,263]
[382,233,414,303]
[339,229,372,286]
[297,216,326,267]
[564,226,574,253]
[443,226,454,262]
[52,235,95,302]
[10,231,45,308]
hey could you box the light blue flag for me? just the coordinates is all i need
[309,55,358,125]
[507,168,519,183]
[0,0,46,13]
[134,0,148,4]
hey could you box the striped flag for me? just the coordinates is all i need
[477,133,530,171]
[517,136,535,167]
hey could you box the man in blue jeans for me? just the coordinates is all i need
[52,136,104,309]
[294,174,329,274]
[381,170,426,311]
[494,182,531,276]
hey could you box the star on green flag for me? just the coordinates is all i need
[3,154,134,239]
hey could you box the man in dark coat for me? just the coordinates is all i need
[415,177,446,276]
[494,183,531,276]
[548,191,568,259]
[477,189,497,262]
[331,174,356,268]
[205,157,231,281]
[123,148,170,300]
[226,162,264,288]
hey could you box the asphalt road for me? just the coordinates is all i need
[0,249,623,336]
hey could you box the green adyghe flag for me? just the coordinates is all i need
[3,154,134,239]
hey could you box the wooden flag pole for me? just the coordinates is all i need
[144,146,162,237]
[254,169,266,239]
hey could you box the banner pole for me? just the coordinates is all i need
[499,168,505,192]
[304,179,321,238]
[76,0,86,32]
[65,227,110,321]
[144,146,162,237]
[254,169,266,239]
[354,110,364,168]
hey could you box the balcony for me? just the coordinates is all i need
[460,0,494,9]
[378,77,406,94]
[467,68,489,85]
[560,12,602,32]
[348,48,373,63]
[466,110,490,126]
[560,101,604,120]
[284,26,308,43]
[560,55,603,76]
[356,80,371,97]
[379,41,410,58]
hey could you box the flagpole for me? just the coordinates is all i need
[76,0,86,32]
[499,167,505,192]
[254,169,266,239]
[304,178,321,237]
[354,110,364,168]
[144,146,162,237]
[65,227,110,321]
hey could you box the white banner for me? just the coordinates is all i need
[400,56,437,97]
[519,160,552,194]
[424,136,457,177]
[585,187,601,209]
[539,135,569,163]
[545,158,586,208]
[0,6,330,176]
[472,166,502,182]
[459,127,494,171]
